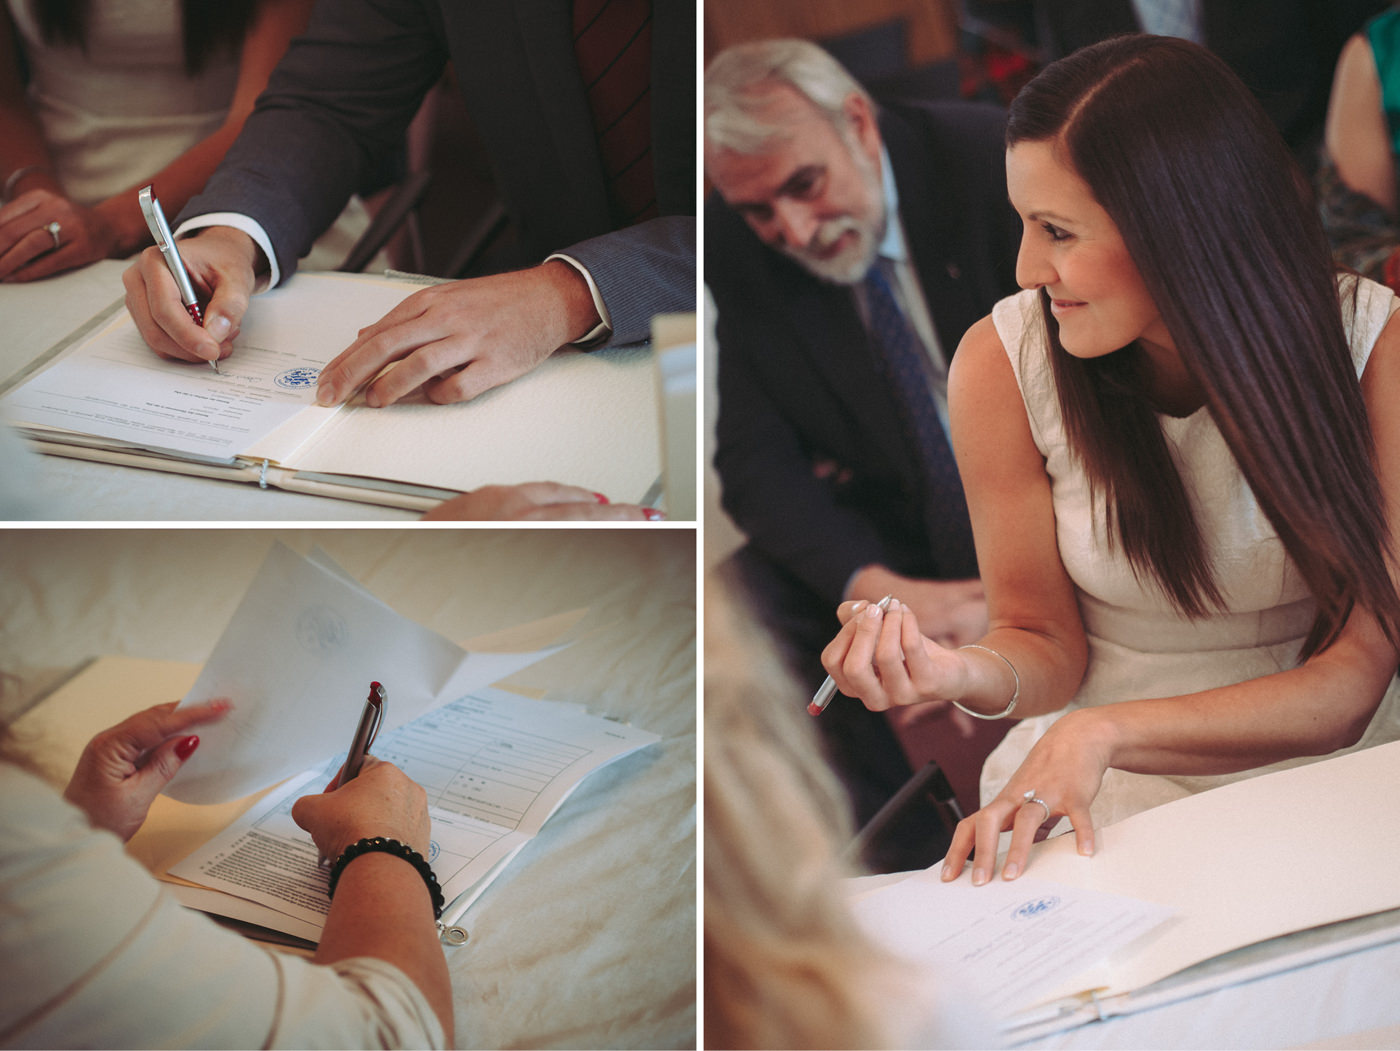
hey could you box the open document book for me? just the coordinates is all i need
[11,544,659,947]
[0,272,662,511]
[850,739,1400,1039]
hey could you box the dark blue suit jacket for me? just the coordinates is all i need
[181,0,695,347]
[708,99,1020,606]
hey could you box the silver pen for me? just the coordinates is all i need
[137,185,218,373]
[808,594,893,715]
[341,681,386,784]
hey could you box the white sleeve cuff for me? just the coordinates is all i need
[174,213,280,292]
[545,252,612,347]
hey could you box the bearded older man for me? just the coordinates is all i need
[704,39,1019,867]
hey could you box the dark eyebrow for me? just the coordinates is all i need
[731,164,826,215]
[775,164,824,197]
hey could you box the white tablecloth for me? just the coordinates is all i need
[0,527,696,1048]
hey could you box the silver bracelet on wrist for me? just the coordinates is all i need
[954,644,1020,720]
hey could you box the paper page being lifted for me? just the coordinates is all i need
[166,542,568,804]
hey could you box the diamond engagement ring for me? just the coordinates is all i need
[1022,789,1051,825]
[44,220,61,251]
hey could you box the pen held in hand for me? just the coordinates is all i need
[341,681,386,785]
[808,594,893,716]
[136,184,219,374]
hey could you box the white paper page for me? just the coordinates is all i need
[168,687,660,933]
[289,345,662,502]
[0,272,418,462]
[0,318,325,461]
[1019,739,1400,1005]
[166,543,562,804]
[375,685,660,909]
[170,884,323,945]
[852,869,1176,1015]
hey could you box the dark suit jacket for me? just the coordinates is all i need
[1036,0,1389,157]
[707,99,1020,607]
[181,0,694,347]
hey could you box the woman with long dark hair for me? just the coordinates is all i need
[821,34,1400,885]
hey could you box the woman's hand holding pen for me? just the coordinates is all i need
[63,698,232,841]
[292,756,431,862]
[820,597,971,711]
[123,224,259,367]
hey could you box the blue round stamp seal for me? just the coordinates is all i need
[275,367,320,390]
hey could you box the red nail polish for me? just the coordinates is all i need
[593,492,610,504]
[643,508,665,521]
[175,735,200,761]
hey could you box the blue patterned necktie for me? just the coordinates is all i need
[863,262,978,576]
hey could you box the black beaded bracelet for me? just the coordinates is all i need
[327,836,445,920]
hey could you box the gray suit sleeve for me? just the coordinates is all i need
[177,0,447,280]
[562,215,696,347]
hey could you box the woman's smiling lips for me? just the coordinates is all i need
[1050,296,1087,316]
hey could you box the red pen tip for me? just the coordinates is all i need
[807,701,823,716]
[370,681,381,691]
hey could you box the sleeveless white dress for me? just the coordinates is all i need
[8,0,372,270]
[980,276,1400,828]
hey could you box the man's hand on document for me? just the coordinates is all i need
[123,225,260,368]
[313,260,603,408]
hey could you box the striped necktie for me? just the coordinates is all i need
[864,262,978,577]
[572,0,658,227]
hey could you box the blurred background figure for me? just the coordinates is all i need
[1319,4,1400,291]
[0,0,375,282]
[703,573,996,1050]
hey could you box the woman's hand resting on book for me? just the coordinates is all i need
[424,482,665,521]
[939,708,1107,885]
[63,698,231,841]
[291,756,431,861]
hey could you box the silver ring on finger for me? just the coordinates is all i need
[44,219,61,251]
[1021,789,1051,825]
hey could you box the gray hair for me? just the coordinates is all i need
[704,38,873,154]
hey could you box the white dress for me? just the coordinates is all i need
[980,276,1400,828]
[8,0,371,270]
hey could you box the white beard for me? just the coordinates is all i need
[777,145,885,286]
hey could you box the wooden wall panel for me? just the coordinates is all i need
[703,0,961,67]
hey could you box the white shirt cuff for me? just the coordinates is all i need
[545,252,612,347]
[174,212,279,292]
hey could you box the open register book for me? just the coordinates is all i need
[850,739,1400,1039]
[10,544,660,948]
[0,272,663,511]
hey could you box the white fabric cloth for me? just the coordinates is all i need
[981,277,1400,827]
[7,0,371,270]
[0,764,445,1050]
